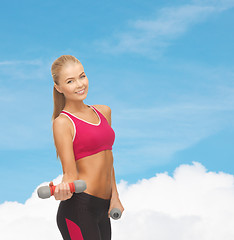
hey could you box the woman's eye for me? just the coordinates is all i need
[67,76,85,83]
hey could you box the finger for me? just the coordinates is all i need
[63,183,69,197]
[54,186,58,200]
[54,185,59,197]
[65,183,71,195]
[67,184,73,198]
[63,183,70,200]
[59,184,65,199]
[60,183,65,197]
[66,183,70,192]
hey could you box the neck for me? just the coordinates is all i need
[64,101,89,113]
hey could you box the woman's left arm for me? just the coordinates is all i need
[98,104,125,218]
[108,165,125,218]
[111,166,119,198]
[107,105,124,217]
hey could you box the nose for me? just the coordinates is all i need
[75,78,84,88]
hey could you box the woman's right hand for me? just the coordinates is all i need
[49,181,73,201]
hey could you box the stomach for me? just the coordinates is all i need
[76,149,113,200]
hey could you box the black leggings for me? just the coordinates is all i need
[56,191,111,240]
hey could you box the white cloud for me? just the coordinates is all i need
[93,1,234,58]
[0,176,63,240]
[1,162,234,239]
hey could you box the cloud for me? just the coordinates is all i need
[1,162,234,239]
[93,0,234,58]
[0,176,63,240]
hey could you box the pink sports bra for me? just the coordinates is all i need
[60,105,115,161]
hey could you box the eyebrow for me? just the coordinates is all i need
[65,72,85,81]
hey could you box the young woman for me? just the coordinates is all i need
[50,55,124,240]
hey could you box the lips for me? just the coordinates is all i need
[75,88,85,94]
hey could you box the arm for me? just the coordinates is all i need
[99,104,125,217]
[53,116,79,183]
[111,165,119,199]
[103,105,119,199]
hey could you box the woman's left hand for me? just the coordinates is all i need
[108,196,125,218]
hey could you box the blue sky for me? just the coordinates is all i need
[0,0,234,205]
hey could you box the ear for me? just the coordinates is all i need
[54,83,62,94]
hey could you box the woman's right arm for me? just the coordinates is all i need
[52,117,79,200]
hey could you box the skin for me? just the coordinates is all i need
[51,62,124,218]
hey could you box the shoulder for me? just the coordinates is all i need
[93,104,111,113]
[53,113,73,135]
[92,104,112,126]
[54,113,72,126]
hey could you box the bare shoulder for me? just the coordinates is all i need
[92,104,112,126]
[53,114,73,136]
[93,104,111,113]
[53,113,72,127]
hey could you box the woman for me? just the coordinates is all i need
[50,55,124,240]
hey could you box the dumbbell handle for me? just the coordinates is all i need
[37,180,87,199]
[50,182,75,195]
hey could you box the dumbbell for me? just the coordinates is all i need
[110,208,122,220]
[37,180,87,199]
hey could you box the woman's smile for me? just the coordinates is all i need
[75,88,85,95]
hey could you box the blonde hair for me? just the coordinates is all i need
[51,55,81,159]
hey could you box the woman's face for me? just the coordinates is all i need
[54,62,89,101]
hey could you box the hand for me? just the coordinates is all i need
[49,181,73,201]
[108,196,125,218]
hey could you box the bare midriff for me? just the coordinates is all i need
[76,149,113,200]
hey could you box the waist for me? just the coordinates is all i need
[76,150,113,199]
[71,191,111,214]
[77,174,112,199]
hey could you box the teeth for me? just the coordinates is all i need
[76,89,85,94]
